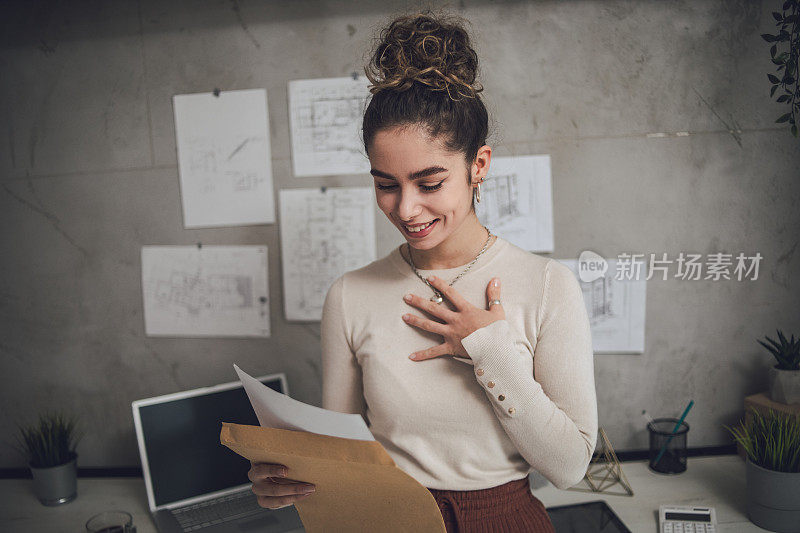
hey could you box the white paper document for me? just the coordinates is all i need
[288,76,371,177]
[279,187,377,321]
[558,258,646,353]
[234,364,373,441]
[173,88,276,228]
[475,155,554,253]
[141,245,270,337]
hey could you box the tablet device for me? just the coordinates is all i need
[545,500,632,532]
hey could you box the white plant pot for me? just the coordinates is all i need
[768,367,800,405]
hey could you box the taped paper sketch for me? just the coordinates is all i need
[173,89,275,228]
[475,155,554,252]
[558,259,646,353]
[141,246,270,337]
[279,187,376,320]
[288,77,371,177]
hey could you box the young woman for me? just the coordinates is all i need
[249,12,598,532]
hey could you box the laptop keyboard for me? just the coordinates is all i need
[171,490,265,531]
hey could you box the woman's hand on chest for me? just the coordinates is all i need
[402,275,504,361]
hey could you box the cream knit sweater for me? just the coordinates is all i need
[320,235,598,491]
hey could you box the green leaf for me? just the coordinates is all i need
[15,411,81,468]
[778,94,791,102]
[771,44,777,58]
[773,12,783,21]
[769,74,781,83]
[762,33,778,42]
[783,1,791,10]
[791,124,798,137]
[772,84,779,97]
[777,112,792,123]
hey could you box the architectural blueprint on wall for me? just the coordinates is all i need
[288,76,371,177]
[279,187,376,321]
[558,259,646,353]
[173,88,275,228]
[141,245,270,337]
[475,155,554,253]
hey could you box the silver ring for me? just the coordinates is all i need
[488,299,501,307]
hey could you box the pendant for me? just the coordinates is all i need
[430,294,443,304]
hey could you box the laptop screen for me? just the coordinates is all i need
[137,377,283,507]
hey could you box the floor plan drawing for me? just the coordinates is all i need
[475,155,554,252]
[279,187,376,320]
[173,89,275,228]
[559,258,646,353]
[476,171,523,224]
[288,76,371,177]
[141,245,270,337]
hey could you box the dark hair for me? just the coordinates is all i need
[362,12,489,211]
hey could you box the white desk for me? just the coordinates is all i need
[535,455,765,532]
[0,455,766,532]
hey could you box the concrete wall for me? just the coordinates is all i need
[1,0,798,469]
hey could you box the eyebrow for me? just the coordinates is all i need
[370,166,448,181]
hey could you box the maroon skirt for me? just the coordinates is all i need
[426,476,555,533]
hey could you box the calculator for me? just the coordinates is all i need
[659,504,717,533]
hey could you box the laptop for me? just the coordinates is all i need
[132,373,305,533]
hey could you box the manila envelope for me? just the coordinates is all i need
[220,422,447,533]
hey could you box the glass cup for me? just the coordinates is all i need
[647,417,689,474]
[85,510,136,533]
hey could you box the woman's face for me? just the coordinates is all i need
[368,125,477,250]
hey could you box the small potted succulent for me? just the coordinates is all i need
[758,330,800,404]
[724,407,800,532]
[14,411,83,506]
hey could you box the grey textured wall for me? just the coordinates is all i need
[1,0,798,469]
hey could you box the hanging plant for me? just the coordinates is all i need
[762,0,799,137]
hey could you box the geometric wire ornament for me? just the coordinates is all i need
[566,427,634,496]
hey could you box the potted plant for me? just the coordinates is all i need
[757,330,800,404]
[724,407,800,532]
[14,411,83,506]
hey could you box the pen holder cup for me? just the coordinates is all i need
[647,418,689,474]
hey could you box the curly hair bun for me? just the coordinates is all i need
[365,12,482,100]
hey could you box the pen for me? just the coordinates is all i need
[654,400,694,467]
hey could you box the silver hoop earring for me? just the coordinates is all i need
[474,182,481,203]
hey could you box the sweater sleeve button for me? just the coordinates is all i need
[498,394,505,401]
[508,407,515,415]
[476,368,484,376]
[487,381,495,388]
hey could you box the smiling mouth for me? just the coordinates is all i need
[402,218,439,233]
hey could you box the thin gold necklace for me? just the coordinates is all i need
[403,227,494,304]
